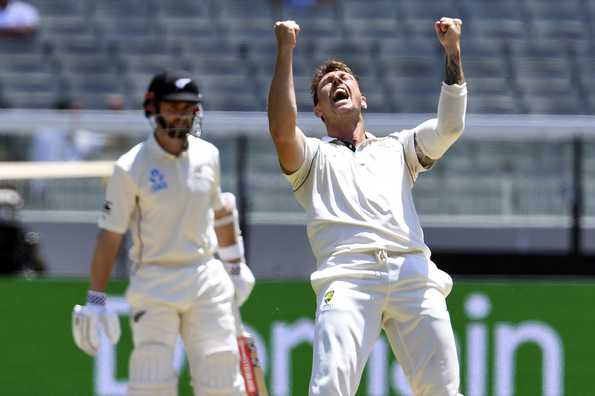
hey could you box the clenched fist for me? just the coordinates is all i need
[274,20,300,49]
[434,17,462,55]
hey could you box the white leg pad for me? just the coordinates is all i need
[128,343,178,396]
[192,351,245,396]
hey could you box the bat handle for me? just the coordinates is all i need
[232,297,269,396]
[238,335,259,396]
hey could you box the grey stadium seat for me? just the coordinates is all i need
[524,96,584,115]
[466,94,518,114]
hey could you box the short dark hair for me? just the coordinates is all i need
[310,59,359,106]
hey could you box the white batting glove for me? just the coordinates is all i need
[223,261,255,306]
[72,291,121,356]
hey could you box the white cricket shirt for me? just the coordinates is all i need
[99,133,224,267]
[285,83,467,277]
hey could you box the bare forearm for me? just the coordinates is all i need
[444,50,465,85]
[434,17,465,85]
[268,47,298,141]
[89,230,123,292]
[214,206,242,264]
[214,207,237,247]
[215,223,241,263]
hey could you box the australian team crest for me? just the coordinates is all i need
[149,168,167,192]
[321,289,336,311]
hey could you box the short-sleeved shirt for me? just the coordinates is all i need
[285,129,431,273]
[0,1,39,28]
[99,133,223,267]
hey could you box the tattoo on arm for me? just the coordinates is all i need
[444,52,465,85]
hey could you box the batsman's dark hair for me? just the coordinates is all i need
[310,59,359,106]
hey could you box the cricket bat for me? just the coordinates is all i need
[233,301,269,396]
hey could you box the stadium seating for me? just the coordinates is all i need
[1,0,594,220]
[0,0,590,114]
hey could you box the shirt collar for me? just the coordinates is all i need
[147,133,187,160]
[322,131,376,150]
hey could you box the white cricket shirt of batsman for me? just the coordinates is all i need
[99,133,224,268]
[285,83,467,279]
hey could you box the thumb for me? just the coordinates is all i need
[103,312,121,344]
[434,22,444,37]
[88,314,101,351]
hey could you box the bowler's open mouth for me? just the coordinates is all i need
[332,87,349,103]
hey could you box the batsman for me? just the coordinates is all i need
[71,70,258,396]
[268,17,467,396]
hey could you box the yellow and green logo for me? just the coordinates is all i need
[323,290,334,304]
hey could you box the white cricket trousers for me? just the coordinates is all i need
[309,250,462,396]
[126,259,246,396]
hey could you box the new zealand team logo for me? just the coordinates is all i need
[102,200,112,213]
[149,168,167,192]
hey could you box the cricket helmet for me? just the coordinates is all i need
[143,70,203,138]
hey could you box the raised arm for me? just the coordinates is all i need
[413,17,467,166]
[267,20,306,174]
[437,18,465,86]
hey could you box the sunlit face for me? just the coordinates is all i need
[314,70,367,121]
[158,100,199,133]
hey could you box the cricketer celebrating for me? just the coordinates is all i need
[71,70,254,396]
[268,18,467,396]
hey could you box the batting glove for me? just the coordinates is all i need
[72,290,121,356]
[223,261,255,306]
